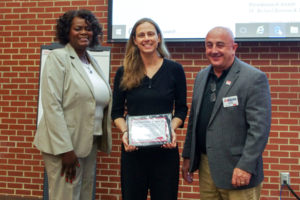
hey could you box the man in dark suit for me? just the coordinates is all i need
[182,27,271,200]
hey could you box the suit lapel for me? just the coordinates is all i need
[194,67,211,120]
[208,58,240,127]
[65,44,96,98]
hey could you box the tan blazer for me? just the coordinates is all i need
[34,43,112,157]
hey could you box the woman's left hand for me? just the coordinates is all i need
[162,129,177,148]
[61,150,80,183]
[162,117,182,148]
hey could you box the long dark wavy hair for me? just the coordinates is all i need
[55,9,102,47]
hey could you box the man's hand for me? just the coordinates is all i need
[231,168,251,187]
[182,158,193,183]
[61,150,80,183]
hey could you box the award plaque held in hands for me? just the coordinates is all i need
[127,113,172,147]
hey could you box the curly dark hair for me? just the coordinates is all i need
[56,9,102,47]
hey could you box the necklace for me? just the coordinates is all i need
[79,54,89,64]
[79,54,93,74]
[84,64,93,74]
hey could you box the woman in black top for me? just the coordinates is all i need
[111,18,187,200]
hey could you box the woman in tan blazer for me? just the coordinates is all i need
[34,9,112,200]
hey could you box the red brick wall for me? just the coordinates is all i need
[0,1,299,200]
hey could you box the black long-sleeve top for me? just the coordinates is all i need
[111,59,188,125]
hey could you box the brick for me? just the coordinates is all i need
[20,14,36,19]
[290,125,300,131]
[291,60,300,65]
[5,14,20,20]
[290,100,300,105]
[27,31,44,37]
[0,8,12,13]
[263,157,279,163]
[20,26,37,31]
[54,1,71,6]
[279,119,299,125]
[272,112,289,118]
[8,159,24,165]
[290,73,300,79]
[16,190,31,195]
[8,125,24,130]
[271,73,290,79]
[29,8,45,13]
[280,67,299,72]
[18,119,33,124]
[279,158,299,164]
[279,93,298,99]
[0,20,12,25]
[61,7,78,12]
[37,13,54,19]
[10,113,26,118]
[0,189,14,194]
[272,60,290,65]
[280,80,299,85]
[28,19,44,25]
[290,152,300,158]
[260,54,279,59]
[280,54,298,59]
[15,178,31,184]
[12,20,28,25]
[280,145,299,151]
[13,7,29,12]
[24,184,39,190]
[72,1,88,6]
[9,148,25,154]
[12,43,27,48]
[252,60,270,65]
[3,48,18,54]
[10,78,26,84]
[89,0,105,5]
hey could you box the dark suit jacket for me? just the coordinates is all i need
[182,57,271,189]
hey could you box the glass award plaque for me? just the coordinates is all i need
[127,113,172,147]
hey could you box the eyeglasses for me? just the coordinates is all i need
[210,81,216,102]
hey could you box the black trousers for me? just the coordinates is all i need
[121,145,179,200]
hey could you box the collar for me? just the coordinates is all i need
[209,65,232,80]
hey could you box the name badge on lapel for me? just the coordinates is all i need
[223,96,239,107]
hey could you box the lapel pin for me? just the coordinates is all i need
[226,80,231,86]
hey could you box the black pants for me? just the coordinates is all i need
[121,145,179,200]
